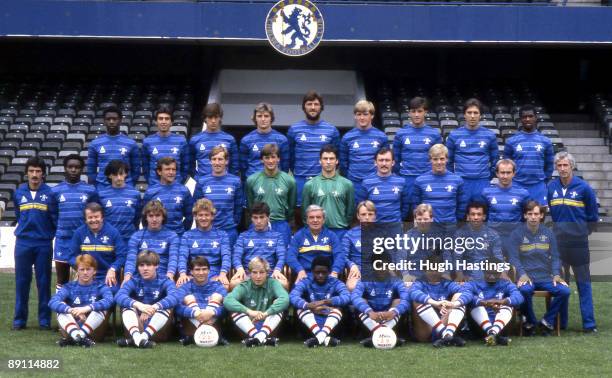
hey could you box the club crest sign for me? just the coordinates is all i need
[265,0,324,57]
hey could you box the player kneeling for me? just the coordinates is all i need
[410,255,472,348]
[290,256,350,348]
[224,257,289,347]
[49,254,113,347]
[467,259,523,346]
[351,254,410,348]
[115,251,179,348]
[176,256,228,346]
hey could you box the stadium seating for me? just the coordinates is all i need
[0,78,194,225]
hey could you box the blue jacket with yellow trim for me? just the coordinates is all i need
[14,183,57,242]
[287,226,344,275]
[547,176,598,237]
[68,222,127,282]
[507,223,560,282]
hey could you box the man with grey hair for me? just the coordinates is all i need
[476,159,531,257]
[287,204,344,283]
[547,151,598,333]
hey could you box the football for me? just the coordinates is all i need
[193,325,219,348]
[371,326,397,350]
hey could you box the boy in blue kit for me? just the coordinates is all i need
[193,146,243,245]
[49,254,113,347]
[13,157,57,330]
[177,199,231,289]
[287,204,344,283]
[190,102,239,180]
[230,202,288,290]
[142,106,190,185]
[351,253,410,348]
[339,100,388,196]
[87,106,141,188]
[508,201,570,336]
[504,104,554,205]
[393,97,442,199]
[143,157,193,236]
[239,102,289,177]
[98,160,142,244]
[116,251,179,348]
[176,256,228,346]
[51,154,98,291]
[467,259,523,346]
[410,254,472,347]
[290,256,350,347]
[68,203,127,294]
[446,98,498,201]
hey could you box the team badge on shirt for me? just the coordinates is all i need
[265,0,324,57]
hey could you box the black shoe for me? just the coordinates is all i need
[138,339,155,349]
[304,337,319,348]
[264,337,278,347]
[396,337,406,347]
[326,337,340,347]
[432,335,452,348]
[538,321,553,337]
[217,336,230,346]
[57,337,75,347]
[243,337,260,348]
[12,325,26,331]
[179,336,194,346]
[359,337,373,348]
[39,324,52,331]
[450,335,466,347]
[79,337,95,348]
[522,324,536,337]
[584,328,598,334]
[495,335,511,346]
[116,338,134,348]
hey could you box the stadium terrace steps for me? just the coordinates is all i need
[556,115,612,216]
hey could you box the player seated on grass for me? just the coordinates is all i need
[230,202,288,290]
[507,200,569,336]
[48,254,113,348]
[351,253,410,348]
[466,258,524,346]
[115,251,179,348]
[224,256,289,347]
[176,256,228,347]
[409,254,472,348]
[290,256,350,348]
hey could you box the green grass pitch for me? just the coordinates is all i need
[0,273,611,377]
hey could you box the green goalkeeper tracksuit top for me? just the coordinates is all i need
[301,173,355,229]
[224,278,289,315]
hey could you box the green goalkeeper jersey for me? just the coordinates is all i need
[301,173,355,229]
[224,278,289,315]
[246,170,296,221]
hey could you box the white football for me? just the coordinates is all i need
[372,326,397,350]
[193,325,219,348]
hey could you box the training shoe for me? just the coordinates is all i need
[264,337,279,347]
[432,335,452,348]
[360,337,374,348]
[485,334,496,346]
[396,337,407,347]
[217,336,230,346]
[116,338,134,348]
[522,324,536,337]
[495,335,511,346]
[39,324,52,331]
[304,337,319,348]
[325,337,340,347]
[79,337,96,348]
[450,335,466,347]
[138,339,155,349]
[243,337,260,348]
[12,325,26,331]
[57,337,75,347]
[584,328,598,334]
[179,336,194,346]
[538,321,553,337]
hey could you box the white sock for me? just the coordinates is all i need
[231,313,258,338]
[316,309,342,344]
[189,317,201,328]
[470,306,492,334]
[57,313,85,341]
[490,306,513,335]
[144,310,170,339]
[205,299,221,315]
[82,311,106,336]
[384,313,399,329]
[442,307,465,338]
[255,313,282,342]
[297,309,320,336]
[122,308,141,343]
[416,304,445,335]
